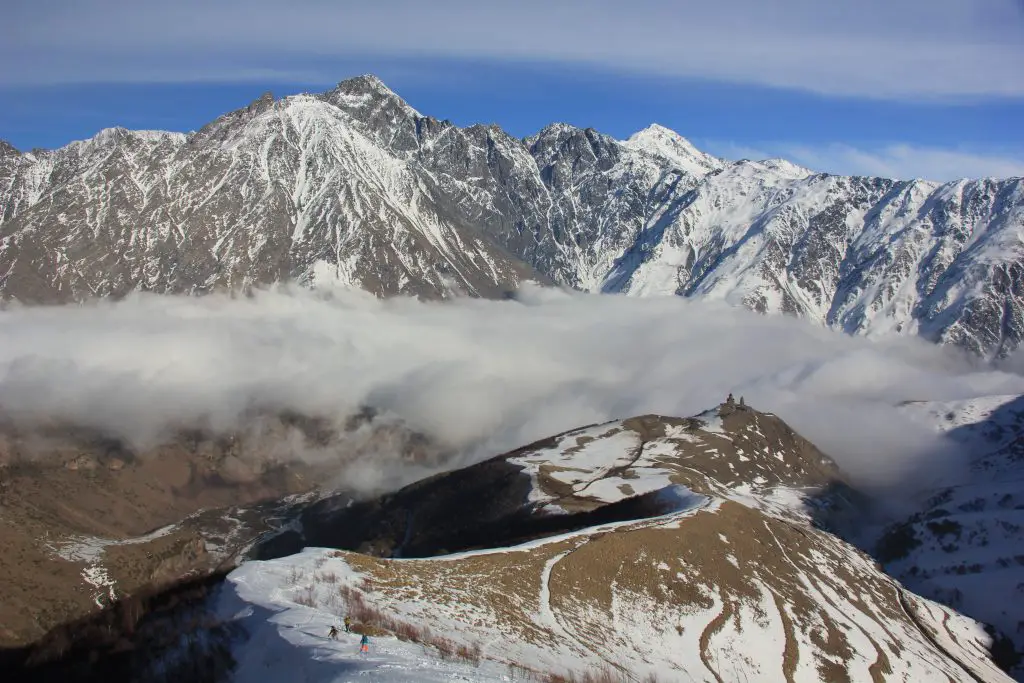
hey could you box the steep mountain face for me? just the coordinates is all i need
[884,394,1024,674]
[613,165,1024,358]
[229,403,1012,681]
[0,84,535,301]
[2,75,1023,357]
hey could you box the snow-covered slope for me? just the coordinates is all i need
[611,169,1024,358]
[219,528,1012,682]
[216,560,514,682]
[216,404,1013,681]
[2,75,1023,356]
[884,394,1024,675]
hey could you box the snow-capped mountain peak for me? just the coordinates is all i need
[624,122,724,177]
[745,156,815,179]
[525,121,583,144]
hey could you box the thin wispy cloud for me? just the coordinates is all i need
[4,0,1023,100]
[2,286,1022,494]
[706,140,1024,181]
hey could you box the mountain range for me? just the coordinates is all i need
[2,75,1023,358]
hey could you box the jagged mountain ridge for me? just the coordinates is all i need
[2,75,1022,357]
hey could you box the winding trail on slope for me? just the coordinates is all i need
[765,513,990,683]
[535,537,633,675]
[766,523,894,683]
[537,549,578,649]
[760,519,889,682]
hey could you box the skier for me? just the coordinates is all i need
[328,625,339,640]
[360,633,370,655]
[344,615,352,633]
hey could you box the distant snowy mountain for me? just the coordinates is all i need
[2,75,1023,357]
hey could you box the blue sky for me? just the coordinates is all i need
[3,0,1023,180]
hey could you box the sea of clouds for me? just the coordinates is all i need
[2,284,1022,495]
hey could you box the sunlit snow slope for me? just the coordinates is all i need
[217,559,514,683]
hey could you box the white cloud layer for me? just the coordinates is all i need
[2,286,1023,495]
[706,140,1024,181]
[4,0,1023,99]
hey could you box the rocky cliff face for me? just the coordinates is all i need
[2,75,1022,357]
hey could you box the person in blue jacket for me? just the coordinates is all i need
[360,633,370,654]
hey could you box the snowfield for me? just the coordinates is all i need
[508,422,678,507]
